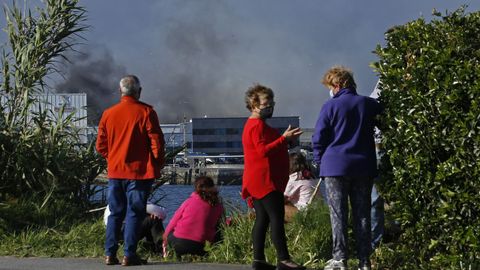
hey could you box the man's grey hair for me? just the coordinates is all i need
[119,75,141,96]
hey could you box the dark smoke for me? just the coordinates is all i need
[145,0,245,123]
[56,1,244,125]
[56,47,127,124]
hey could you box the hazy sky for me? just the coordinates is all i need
[1,0,479,127]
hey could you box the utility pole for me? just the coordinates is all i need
[183,112,187,159]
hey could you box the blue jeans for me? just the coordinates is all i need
[324,176,373,263]
[371,183,384,249]
[320,179,384,250]
[105,179,153,258]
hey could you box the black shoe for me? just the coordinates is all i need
[121,255,147,266]
[252,260,277,270]
[277,260,306,270]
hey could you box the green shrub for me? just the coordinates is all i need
[373,7,480,269]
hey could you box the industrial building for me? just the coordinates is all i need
[188,116,300,155]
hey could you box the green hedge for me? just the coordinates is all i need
[373,8,480,269]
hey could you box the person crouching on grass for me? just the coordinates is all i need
[163,176,224,259]
[284,152,320,222]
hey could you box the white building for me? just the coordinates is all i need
[35,93,88,128]
[1,93,90,142]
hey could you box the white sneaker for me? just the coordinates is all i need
[324,259,347,270]
[357,267,371,270]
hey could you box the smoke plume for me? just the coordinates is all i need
[145,0,244,123]
[56,47,127,124]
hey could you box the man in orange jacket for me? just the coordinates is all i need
[96,75,165,266]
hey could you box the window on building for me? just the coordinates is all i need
[226,128,241,135]
[193,129,215,135]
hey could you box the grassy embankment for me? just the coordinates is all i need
[0,200,400,269]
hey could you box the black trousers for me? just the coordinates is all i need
[252,191,290,261]
[139,217,165,253]
[168,232,206,258]
[115,216,165,253]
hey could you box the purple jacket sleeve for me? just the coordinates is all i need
[312,105,332,165]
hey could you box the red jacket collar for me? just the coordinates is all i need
[121,95,138,103]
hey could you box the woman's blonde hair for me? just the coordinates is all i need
[321,66,357,89]
[244,84,274,111]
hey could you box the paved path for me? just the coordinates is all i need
[0,257,251,270]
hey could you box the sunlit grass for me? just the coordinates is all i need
[0,219,105,257]
[205,200,334,269]
[0,200,398,269]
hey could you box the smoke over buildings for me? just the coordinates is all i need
[52,0,480,127]
[56,48,127,124]
[141,0,246,123]
[53,1,347,126]
[57,1,247,124]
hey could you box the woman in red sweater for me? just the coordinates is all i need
[242,84,305,270]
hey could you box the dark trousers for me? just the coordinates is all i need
[252,191,290,261]
[111,216,165,253]
[140,217,165,253]
[324,176,373,263]
[167,232,206,258]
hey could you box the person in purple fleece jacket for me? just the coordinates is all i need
[163,176,224,259]
[312,66,382,270]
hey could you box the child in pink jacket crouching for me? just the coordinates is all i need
[163,176,224,259]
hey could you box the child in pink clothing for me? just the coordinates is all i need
[284,152,319,211]
[163,176,224,258]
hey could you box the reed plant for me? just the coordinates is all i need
[0,0,105,231]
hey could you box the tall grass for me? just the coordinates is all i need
[205,200,394,269]
[0,202,333,264]
[0,199,400,270]
[206,201,333,269]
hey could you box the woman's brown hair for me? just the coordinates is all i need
[289,152,310,174]
[194,176,220,206]
[244,84,274,111]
